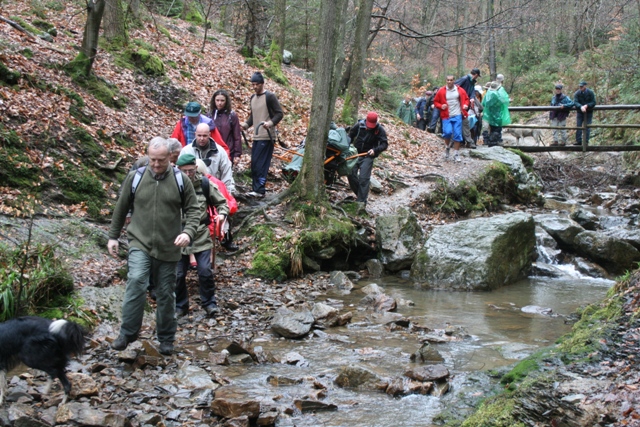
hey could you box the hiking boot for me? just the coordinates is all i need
[427,127,435,134]
[247,191,265,198]
[550,141,559,146]
[559,142,566,146]
[111,335,135,351]
[159,342,174,355]
[204,304,219,317]
[468,142,477,149]
[175,307,188,318]
[222,240,239,251]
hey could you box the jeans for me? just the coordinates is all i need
[251,139,274,194]
[348,155,374,204]
[175,249,216,311]
[429,108,440,130]
[576,111,593,145]
[551,118,568,144]
[119,248,177,344]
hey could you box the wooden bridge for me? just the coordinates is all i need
[502,105,640,152]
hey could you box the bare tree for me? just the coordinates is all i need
[67,0,106,77]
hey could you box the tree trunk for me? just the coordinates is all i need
[274,0,286,55]
[291,0,346,202]
[243,0,259,56]
[487,0,496,80]
[103,0,127,45]
[344,0,375,124]
[68,0,106,77]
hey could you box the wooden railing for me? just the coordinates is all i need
[502,104,640,152]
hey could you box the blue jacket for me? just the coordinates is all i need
[455,74,477,100]
[550,93,574,121]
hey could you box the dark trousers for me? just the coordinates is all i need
[576,111,593,145]
[251,139,274,194]
[416,118,427,131]
[429,108,441,131]
[348,156,374,204]
[175,249,216,311]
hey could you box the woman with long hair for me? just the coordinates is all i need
[209,89,242,165]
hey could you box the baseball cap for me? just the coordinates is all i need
[579,81,587,86]
[471,68,481,77]
[555,84,563,90]
[184,102,201,117]
[365,112,378,129]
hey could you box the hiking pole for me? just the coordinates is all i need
[241,130,251,148]
[257,122,287,148]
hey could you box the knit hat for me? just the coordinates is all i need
[365,112,378,129]
[184,102,201,117]
[176,153,196,166]
[555,84,563,90]
[250,72,265,83]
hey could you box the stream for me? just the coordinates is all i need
[215,265,613,427]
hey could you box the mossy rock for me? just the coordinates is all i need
[0,61,21,85]
[33,19,57,36]
[65,124,103,159]
[125,48,165,76]
[185,9,204,24]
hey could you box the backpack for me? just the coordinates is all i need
[130,166,185,214]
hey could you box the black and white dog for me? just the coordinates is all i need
[0,316,86,405]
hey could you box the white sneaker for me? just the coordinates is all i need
[454,153,461,162]
[247,191,265,198]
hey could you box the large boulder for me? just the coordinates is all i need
[601,227,640,251]
[411,213,536,290]
[573,230,640,275]
[469,146,541,194]
[376,207,424,271]
[534,214,585,250]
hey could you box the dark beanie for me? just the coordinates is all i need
[250,72,265,83]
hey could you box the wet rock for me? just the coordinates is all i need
[312,247,336,259]
[7,403,46,427]
[67,373,99,398]
[137,413,162,425]
[211,387,261,420]
[385,378,432,396]
[359,292,397,312]
[370,176,383,193]
[530,263,564,278]
[329,271,354,291]
[405,365,450,381]
[601,227,640,250]
[142,340,163,358]
[267,375,303,386]
[224,415,250,427]
[302,255,321,271]
[376,207,424,271]
[570,209,599,230]
[365,259,384,278]
[132,354,163,369]
[521,305,553,315]
[573,230,640,274]
[252,346,277,364]
[176,363,216,389]
[229,354,254,364]
[430,380,450,397]
[343,271,362,282]
[56,402,129,427]
[336,311,353,326]
[420,334,449,344]
[470,146,542,194]
[412,213,536,290]
[294,399,338,412]
[572,257,608,278]
[311,302,339,328]
[257,410,279,426]
[410,343,444,363]
[210,351,230,365]
[360,283,383,295]
[535,214,585,250]
[271,307,314,339]
[334,366,383,390]
[281,351,306,366]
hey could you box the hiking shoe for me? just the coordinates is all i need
[247,191,265,198]
[159,342,174,355]
[551,141,559,146]
[204,304,219,317]
[175,307,188,318]
[111,335,133,351]
[454,153,461,162]
[468,142,477,149]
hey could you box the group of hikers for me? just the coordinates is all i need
[401,69,597,159]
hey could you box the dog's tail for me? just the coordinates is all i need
[49,320,86,356]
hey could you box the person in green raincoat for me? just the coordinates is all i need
[397,95,416,125]
[482,81,511,146]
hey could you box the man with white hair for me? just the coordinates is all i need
[180,123,235,194]
[108,137,200,355]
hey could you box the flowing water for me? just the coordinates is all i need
[217,264,613,427]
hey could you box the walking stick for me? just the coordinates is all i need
[241,130,251,148]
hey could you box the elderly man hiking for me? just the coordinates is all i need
[108,137,200,355]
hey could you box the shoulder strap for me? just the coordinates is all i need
[201,175,213,207]
[173,167,185,207]
[129,166,185,211]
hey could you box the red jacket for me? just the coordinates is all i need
[433,85,470,119]
[171,117,231,157]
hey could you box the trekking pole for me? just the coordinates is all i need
[257,122,287,148]
[241,130,251,148]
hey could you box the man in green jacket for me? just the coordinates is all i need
[174,153,229,318]
[108,137,200,355]
[573,80,597,145]
[397,95,416,125]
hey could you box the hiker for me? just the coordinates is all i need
[180,123,235,195]
[108,137,200,355]
[174,153,229,318]
[433,75,470,162]
[196,159,238,251]
[240,71,284,198]
[573,80,597,146]
[209,89,242,165]
[468,85,484,146]
[549,84,574,146]
[347,112,388,205]
[455,68,481,148]
[415,90,433,131]
[426,87,440,133]
[397,95,416,125]
[171,101,230,156]
[482,81,511,146]
[167,138,182,165]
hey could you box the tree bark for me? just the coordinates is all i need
[103,0,127,44]
[487,0,496,80]
[291,0,346,202]
[243,0,260,56]
[274,0,286,55]
[68,0,105,77]
[344,0,375,124]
